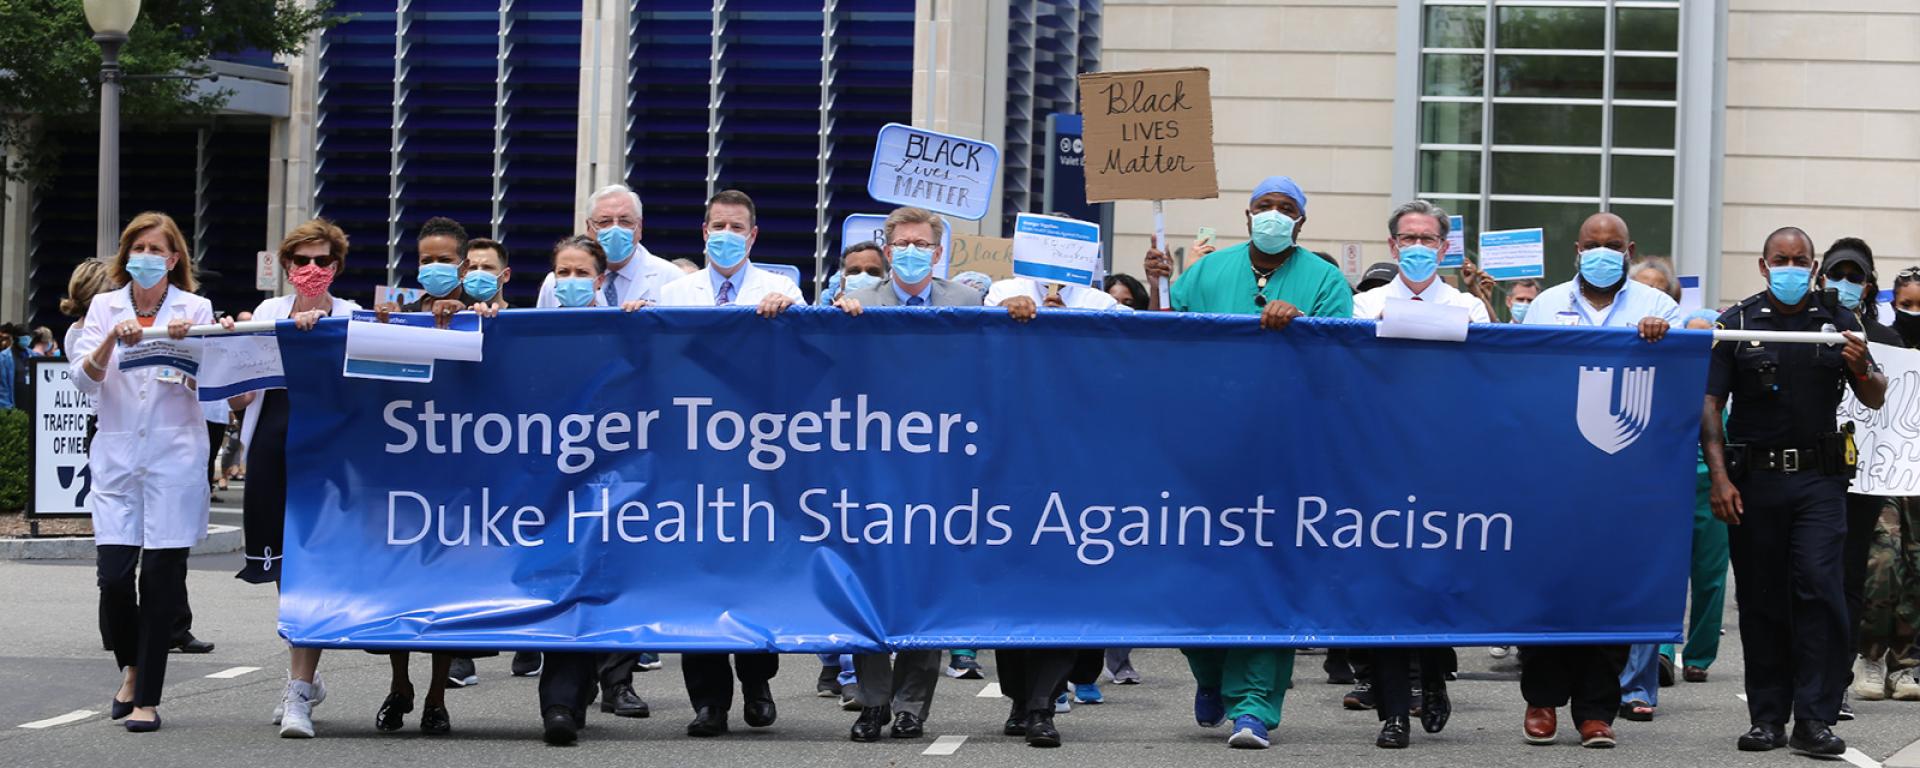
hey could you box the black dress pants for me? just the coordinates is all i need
[540,652,602,718]
[997,649,1075,713]
[97,545,189,707]
[1373,647,1453,720]
[1520,645,1627,724]
[682,653,778,713]
[600,653,637,694]
[1730,471,1850,726]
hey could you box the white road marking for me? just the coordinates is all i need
[19,710,96,729]
[1736,693,1748,702]
[923,734,967,755]
[206,666,261,679]
[1843,748,1882,768]
[976,682,1001,698]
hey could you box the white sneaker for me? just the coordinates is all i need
[279,680,317,738]
[1488,646,1513,660]
[270,674,324,725]
[1889,667,1920,701]
[1854,656,1889,701]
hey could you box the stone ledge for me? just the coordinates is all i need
[0,524,242,560]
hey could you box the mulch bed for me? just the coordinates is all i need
[0,511,93,538]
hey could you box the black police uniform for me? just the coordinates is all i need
[1709,291,1866,729]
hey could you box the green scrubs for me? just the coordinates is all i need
[1173,241,1350,728]
[1662,444,1729,669]
[1170,242,1352,318]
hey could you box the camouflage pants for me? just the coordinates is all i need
[1859,496,1920,665]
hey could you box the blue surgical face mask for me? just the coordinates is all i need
[822,271,844,302]
[554,276,597,308]
[126,253,169,289]
[1510,300,1531,323]
[419,262,461,297]
[1578,247,1626,289]
[706,230,749,270]
[844,272,883,294]
[1396,244,1439,284]
[1249,210,1296,254]
[891,246,935,285]
[462,270,500,302]
[1830,278,1865,310]
[1768,265,1812,305]
[597,226,636,265]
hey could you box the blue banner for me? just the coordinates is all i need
[277,310,1709,651]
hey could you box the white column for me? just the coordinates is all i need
[912,0,1008,236]
[575,0,630,224]
[0,154,31,321]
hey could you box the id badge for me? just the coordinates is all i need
[156,366,185,385]
[1554,311,1582,327]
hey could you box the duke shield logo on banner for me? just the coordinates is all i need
[1576,366,1656,455]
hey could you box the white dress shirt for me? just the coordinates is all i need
[1352,277,1492,323]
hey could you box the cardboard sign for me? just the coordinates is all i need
[1442,215,1467,269]
[1478,228,1546,281]
[866,123,999,221]
[948,234,1015,282]
[1011,213,1102,287]
[30,359,91,518]
[1077,68,1218,202]
[841,213,952,280]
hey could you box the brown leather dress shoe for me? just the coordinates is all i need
[1579,720,1616,748]
[1683,666,1709,683]
[1524,707,1557,745]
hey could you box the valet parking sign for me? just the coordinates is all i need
[867,123,999,221]
[31,359,92,517]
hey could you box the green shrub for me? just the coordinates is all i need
[0,407,27,513]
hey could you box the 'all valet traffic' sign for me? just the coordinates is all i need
[867,123,1000,221]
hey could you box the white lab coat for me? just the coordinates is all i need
[534,245,682,307]
[238,294,360,462]
[1351,277,1493,322]
[656,264,807,307]
[985,277,1128,311]
[68,285,215,549]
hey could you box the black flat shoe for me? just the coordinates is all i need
[109,697,134,721]
[420,703,450,735]
[541,706,577,746]
[1421,686,1451,734]
[124,714,161,733]
[1377,716,1410,749]
[376,691,414,732]
[170,634,215,654]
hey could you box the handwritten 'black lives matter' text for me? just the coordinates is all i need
[1098,79,1199,176]
[892,133,985,209]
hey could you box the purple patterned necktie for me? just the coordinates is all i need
[716,279,734,306]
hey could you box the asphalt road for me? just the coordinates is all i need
[2,552,1916,768]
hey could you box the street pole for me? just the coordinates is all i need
[95,32,127,259]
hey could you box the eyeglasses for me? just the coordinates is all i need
[589,217,639,229]
[1393,234,1443,247]
[889,240,934,250]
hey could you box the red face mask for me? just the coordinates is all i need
[290,263,335,298]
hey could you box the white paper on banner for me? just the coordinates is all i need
[341,312,482,383]
[375,284,426,308]
[1479,228,1546,281]
[31,360,92,515]
[1441,215,1467,269]
[1376,297,1470,342]
[866,123,999,221]
[116,339,202,379]
[841,214,952,280]
[1011,213,1102,286]
[195,334,285,401]
[1840,342,1920,496]
[1678,275,1703,315]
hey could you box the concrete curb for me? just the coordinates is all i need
[0,524,243,560]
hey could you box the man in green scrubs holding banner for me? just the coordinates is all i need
[1143,176,1350,749]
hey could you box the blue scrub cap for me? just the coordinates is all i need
[1250,176,1307,213]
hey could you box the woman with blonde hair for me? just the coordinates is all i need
[61,258,120,362]
[67,212,215,733]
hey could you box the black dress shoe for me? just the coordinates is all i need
[1024,710,1061,748]
[1420,686,1451,734]
[1788,721,1846,756]
[1003,701,1026,736]
[599,684,649,718]
[420,703,451,735]
[109,697,134,721]
[511,651,543,677]
[892,711,925,739]
[1377,715,1411,749]
[542,706,578,746]
[850,706,888,742]
[742,685,777,728]
[170,634,215,654]
[1737,722,1787,752]
[376,690,414,732]
[686,707,729,737]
